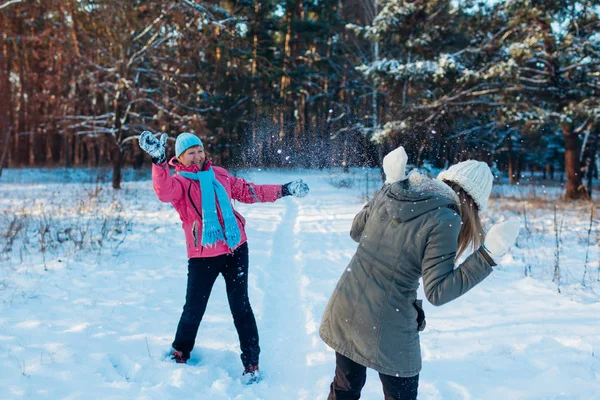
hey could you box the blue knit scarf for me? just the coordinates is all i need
[179,167,241,250]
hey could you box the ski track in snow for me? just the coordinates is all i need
[252,195,311,393]
[1,169,600,399]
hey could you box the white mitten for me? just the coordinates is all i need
[483,219,520,262]
[139,131,168,164]
[283,179,310,198]
[383,146,408,184]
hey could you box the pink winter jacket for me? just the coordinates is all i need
[152,157,283,258]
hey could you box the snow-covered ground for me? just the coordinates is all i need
[1,168,599,399]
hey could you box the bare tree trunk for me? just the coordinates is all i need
[342,134,349,173]
[250,0,262,166]
[585,127,598,200]
[371,0,379,134]
[371,0,383,176]
[112,143,123,190]
[587,153,596,200]
[562,122,589,200]
[131,140,143,169]
[112,87,124,190]
[507,136,520,184]
[0,120,9,179]
[28,130,35,165]
[279,8,292,144]
[16,17,27,166]
[0,25,11,178]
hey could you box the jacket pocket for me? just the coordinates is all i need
[413,299,426,332]
[234,213,246,229]
[192,220,199,248]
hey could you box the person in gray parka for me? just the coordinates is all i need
[319,146,520,400]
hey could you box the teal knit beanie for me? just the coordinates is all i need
[175,132,203,157]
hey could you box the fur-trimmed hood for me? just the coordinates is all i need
[385,170,460,222]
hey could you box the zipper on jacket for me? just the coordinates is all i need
[188,183,203,220]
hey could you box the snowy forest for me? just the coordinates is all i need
[1,0,599,198]
[2,1,600,399]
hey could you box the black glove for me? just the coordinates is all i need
[139,131,168,164]
[282,179,309,197]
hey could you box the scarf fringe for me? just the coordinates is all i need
[223,216,241,249]
[201,224,225,247]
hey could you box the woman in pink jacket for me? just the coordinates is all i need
[139,131,309,384]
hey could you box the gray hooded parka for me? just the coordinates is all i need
[319,171,496,377]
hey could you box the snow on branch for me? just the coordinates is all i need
[358,54,469,83]
[0,0,21,11]
[346,1,430,41]
[180,0,245,28]
[372,0,418,34]
[371,121,408,144]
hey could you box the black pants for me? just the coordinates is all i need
[172,242,259,368]
[328,352,419,400]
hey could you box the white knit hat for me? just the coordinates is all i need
[437,160,493,212]
[383,146,408,183]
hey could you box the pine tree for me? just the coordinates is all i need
[476,0,600,199]
[348,0,502,164]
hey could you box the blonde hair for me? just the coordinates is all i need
[443,180,485,259]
